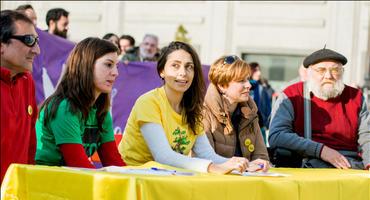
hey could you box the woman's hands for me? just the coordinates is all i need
[247,158,270,172]
[207,156,249,174]
[207,157,271,174]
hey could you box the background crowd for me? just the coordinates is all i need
[1,4,369,185]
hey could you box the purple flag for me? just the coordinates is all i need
[33,28,75,103]
[111,62,162,133]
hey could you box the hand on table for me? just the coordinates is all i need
[208,156,249,174]
[248,159,270,172]
[320,146,351,169]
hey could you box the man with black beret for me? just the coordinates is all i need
[269,47,369,170]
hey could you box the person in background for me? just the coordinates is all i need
[269,48,369,169]
[121,33,160,62]
[15,4,37,26]
[45,8,69,39]
[35,37,126,168]
[298,64,308,82]
[119,34,135,58]
[118,41,265,174]
[0,10,40,183]
[279,64,308,93]
[249,62,274,144]
[202,55,270,172]
[103,33,120,50]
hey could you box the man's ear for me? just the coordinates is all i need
[49,20,56,31]
[1,42,6,55]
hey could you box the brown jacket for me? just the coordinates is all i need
[202,84,269,161]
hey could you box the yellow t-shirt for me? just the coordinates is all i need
[119,87,203,166]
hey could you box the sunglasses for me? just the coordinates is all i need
[223,55,239,65]
[9,34,39,47]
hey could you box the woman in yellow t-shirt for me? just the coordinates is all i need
[119,41,261,174]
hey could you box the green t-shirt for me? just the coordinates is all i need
[35,99,115,166]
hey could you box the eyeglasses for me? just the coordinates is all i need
[311,67,343,76]
[9,34,39,47]
[223,55,239,65]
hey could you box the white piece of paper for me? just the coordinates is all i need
[231,170,289,177]
[64,166,194,176]
[241,171,290,177]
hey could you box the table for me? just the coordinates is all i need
[1,162,369,200]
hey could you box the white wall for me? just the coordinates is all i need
[2,0,369,87]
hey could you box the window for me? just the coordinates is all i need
[242,53,305,92]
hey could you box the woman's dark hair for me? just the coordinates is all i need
[249,62,260,73]
[16,4,34,11]
[41,37,119,131]
[119,34,135,46]
[157,41,205,134]
[102,33,118,40]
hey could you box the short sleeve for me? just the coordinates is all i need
[49,101,83,145]
[100,112,115,143]
[132,94,162,126]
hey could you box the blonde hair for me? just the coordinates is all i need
[208,56,251,87]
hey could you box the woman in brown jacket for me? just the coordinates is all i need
[203,55,270,172]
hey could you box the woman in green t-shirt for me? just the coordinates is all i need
[119,41,261,174]
[36,37,125,168]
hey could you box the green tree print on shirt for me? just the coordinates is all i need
[172,127,190,154]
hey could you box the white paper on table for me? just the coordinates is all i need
[64,166,194,176]
[231,170,290,177]
[101,166,175,176]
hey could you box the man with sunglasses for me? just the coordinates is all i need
[0,10,40,183]
[269,48,369,170]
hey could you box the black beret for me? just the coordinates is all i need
[303,48,347,68]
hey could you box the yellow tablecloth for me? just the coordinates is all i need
[1,162,369,200]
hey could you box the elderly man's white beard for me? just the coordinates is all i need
[139,47,155,60]
[308,77,345,100]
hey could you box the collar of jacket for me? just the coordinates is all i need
[204,83,259,135]
[0,66,27,84]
